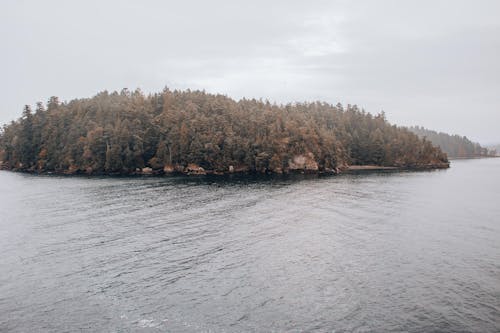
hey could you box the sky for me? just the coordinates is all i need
[1,0,499,144]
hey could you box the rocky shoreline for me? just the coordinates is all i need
[0,160,450,176]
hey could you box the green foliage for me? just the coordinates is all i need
[0,89,449,174]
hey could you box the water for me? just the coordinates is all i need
[0,159,499,332]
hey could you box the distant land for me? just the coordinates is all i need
[408,126,497,159]
[0,88,449,175]
[486,144,500,156]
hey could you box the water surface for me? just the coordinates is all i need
[1,159,499,332]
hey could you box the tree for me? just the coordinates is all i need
[18,105,35,168]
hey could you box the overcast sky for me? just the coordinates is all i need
[1,0,499,143]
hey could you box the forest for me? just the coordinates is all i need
[408,126,496,158]
[0,88,449,175]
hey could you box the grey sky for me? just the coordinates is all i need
[1,0,499,143]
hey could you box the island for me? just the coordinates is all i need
[0,88,449,175]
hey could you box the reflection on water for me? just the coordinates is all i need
[0,159,499,332]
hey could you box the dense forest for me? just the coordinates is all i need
[0,88,449,175]
[408,126,496,158]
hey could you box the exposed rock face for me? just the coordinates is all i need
[233,165,250,173]
[288,153,319,172]
[186,163,206,175]
[142,167,153,174]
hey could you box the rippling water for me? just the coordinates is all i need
[1,159,499,332]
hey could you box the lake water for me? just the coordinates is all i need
[1,159,499,332]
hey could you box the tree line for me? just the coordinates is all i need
[408,126,496,158]
[0,88,449,175]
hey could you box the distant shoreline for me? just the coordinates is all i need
[343,164,449,173]
[448,155,500,160]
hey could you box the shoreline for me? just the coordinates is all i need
[448,155,500,160]
[0,163,450,177]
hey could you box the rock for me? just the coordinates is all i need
[288,152,318,171]
[234,165,250,173]
[186,163,206,175]
[324,167,336,174]
[142,167,153,174]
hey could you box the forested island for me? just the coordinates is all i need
[0,88,449,175]
[408,126,496,159]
